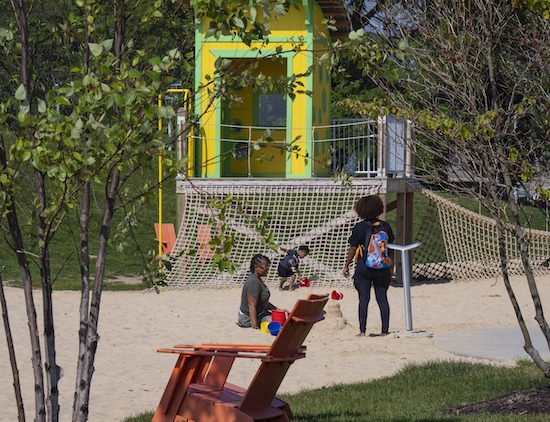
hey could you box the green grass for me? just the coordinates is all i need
[0,158,179,288]
[437,192,549,231]
[121,360,550,422]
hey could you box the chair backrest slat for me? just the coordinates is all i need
[239,293,328,412]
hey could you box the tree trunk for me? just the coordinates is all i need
[0,273,26,422]
[481,3,549,376]
[73,167,120,422]
[497,146,550,376]
[72,180,91,421]
[10,0,49,418]
[5,183,45,420]
[0,131,46,422]
[35,168,60,421]
[72,177,91,421]
[483,149,533,359]
[74,3,126,420]
[72,10,93,420]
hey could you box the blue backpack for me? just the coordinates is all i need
[359,220,392,269]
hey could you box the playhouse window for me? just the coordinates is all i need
[257,94,286,127]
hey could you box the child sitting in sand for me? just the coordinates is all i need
[277,245,309,291]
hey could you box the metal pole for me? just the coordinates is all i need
[178,107,189,172]
[157,95,163,267]
[388,242,421,331]
[247,126,252,177]
[311,126,316,177]
[402,247,412,330]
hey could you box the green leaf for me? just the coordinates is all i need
[58,166,67,182]
[114,94,125,108]
[249,6,257,22]
[158,107,169,118]
[83,156,96,165]
[88,43,103,57]
[147,70,161,82]
[57,96,71,106]
[37,98,46,113]
[140,120,151,133]
[71,126,81,139]
[18,105,30,118]
[47,166,58,177]
[15,84,26,101]
[233,17,244,28]
[124,91,137,105]
[83,75,94,86]
[103,39,114,51]
[128,69,141,79]
[168,48,180,59]
[273,4,285,15]
[148,57,161,66]
[63,137,75,147]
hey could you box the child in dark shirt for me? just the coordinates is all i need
[277,245,309,291]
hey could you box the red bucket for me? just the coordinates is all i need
[299,277,311,287]
[271,309,287,325]
[331,290,344,300]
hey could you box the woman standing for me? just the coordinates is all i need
[237,254,281,329]
[343,195,394,337]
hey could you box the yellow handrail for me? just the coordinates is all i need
[158,89,191,270]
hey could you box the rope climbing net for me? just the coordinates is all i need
[163,181,550,289]
[420,190,550,281]
[164,179,380,289]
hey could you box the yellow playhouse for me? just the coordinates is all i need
[187,0,351,178]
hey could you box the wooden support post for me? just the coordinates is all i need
[380,194,387,220]
[394,192,414,285]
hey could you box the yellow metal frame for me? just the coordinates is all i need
[157,89,191,264]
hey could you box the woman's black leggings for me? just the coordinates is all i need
[353,268,391,334]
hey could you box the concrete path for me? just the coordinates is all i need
[433,324,550,363]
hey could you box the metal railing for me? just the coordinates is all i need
[184,116,413,178]
[330,118,378,176]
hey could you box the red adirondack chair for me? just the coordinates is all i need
[153,293,329,422]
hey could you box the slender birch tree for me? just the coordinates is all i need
[337,0,549,375]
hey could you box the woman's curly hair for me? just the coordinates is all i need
[354,195,384,220]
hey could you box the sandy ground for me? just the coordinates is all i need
[1,275,549,422]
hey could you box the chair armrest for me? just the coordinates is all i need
[261,352,307,363]
[157,348,267,359]
[172,344,272,353]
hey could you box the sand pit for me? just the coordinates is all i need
[1,275,549,421]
